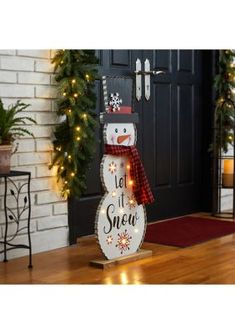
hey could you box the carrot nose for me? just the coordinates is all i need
[117,134,130,144]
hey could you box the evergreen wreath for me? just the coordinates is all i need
[214,50,235,153]
[51,50,98,198]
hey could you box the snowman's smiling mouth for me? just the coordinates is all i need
[117,134,131,144]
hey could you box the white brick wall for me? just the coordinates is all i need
[0,49,69,261]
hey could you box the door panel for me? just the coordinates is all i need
[154,83,172,188]
[111,50,130,66]
[68,49,210,243]
[142,50,202,222]
[178,84,193,185]
[153,50,172,72]
[177,50,194,73]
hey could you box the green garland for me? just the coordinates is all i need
[214,50,235,153]
[51,50,98,198]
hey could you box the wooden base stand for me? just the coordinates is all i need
[90,249,153,269]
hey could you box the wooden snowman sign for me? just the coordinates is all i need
[95,76,154,260]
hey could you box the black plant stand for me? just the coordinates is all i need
[0,171,32,268]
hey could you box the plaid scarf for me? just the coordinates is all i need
[105,144,154,205]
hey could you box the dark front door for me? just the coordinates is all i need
[68,50,212,243]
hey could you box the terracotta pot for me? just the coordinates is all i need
[0,145,12,174]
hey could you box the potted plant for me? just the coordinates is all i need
[0,98,36,173]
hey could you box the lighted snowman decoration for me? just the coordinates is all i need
[95,121,147,260]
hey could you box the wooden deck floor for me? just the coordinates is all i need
[1,213,235,284]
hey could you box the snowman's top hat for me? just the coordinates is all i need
[100,75,139,124]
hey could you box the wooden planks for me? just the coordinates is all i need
[1,213,235,284]
[90,249,153,269]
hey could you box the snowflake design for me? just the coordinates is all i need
[116,229,132,254]
[109,92,122,112]
[126,194,136,209]
[108,161,117,174]
[106,235,113,245]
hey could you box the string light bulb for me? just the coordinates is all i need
[68,109,72,114]
[71,172,75,177]
[72,79,76,84]
[68,155,72,159]
[60,166,64,170]
[85,74,90,81]
[76,136,81,141]
[74,93,78,98]
[76,126,80,131]
[126,164,131,170]
[112,191,116,197]
[63,92,66,96]
[129,180,134,186]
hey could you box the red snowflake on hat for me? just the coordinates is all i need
[116,229,132,254]
[108,161,117,174]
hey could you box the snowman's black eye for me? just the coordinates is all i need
[115,128,118,133]
[123,128,126,133]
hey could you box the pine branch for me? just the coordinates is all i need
[50,49,98,199]
[214,50,235,153]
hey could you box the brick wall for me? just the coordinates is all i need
[0,50,69,260]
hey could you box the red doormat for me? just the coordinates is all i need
[144,216,235,247]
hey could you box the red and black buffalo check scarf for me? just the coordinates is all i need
[105,144,154,205]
